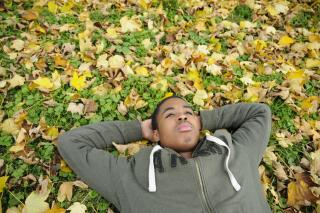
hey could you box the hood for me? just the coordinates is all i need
[131,130,241,193]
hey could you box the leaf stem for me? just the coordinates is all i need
[7,190,25,207]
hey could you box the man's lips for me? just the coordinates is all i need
[176,122,192,132]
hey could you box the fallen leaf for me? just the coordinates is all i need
[0,176,9,193]
[70,72,87,91]
[60,160,72,173]
[57,182,73,202]
[11,39,25,51]
[306,58,320,69]
[22,10,38,21]
[7,74,25,90]
[81,99,97,113]
[97,53,109,69]
[108,55,125,69]
[279,35,295,47]
[287,173,318,207]
[112,141,147,156]
[22,191,50,213]
[120,16,141,33]
[1,118,20,136]
[67,102,84,114]
[47,1,58,14]
[67,202,87,213]
[193,90,208,106]
[135,66,149,76]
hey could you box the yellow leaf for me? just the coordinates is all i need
[301,96,319,114]
[60,0,75,14]
[193,90,208,106]
[286,70,306,92]
[162,92,173,100]
[1,118,20,136]
[33,77,54,89]
[60,160,72,173]
[82,70,92,78]
[278,35,295,47]
[43,127,59,141]
[139,0,151,9]
[287,173,318,207]
[70,72,86,91]
[306,58,320,68]
[45,204,66,213]
[308,34,320,42]
[187,69,203,90]
[266,5,278,16]
[120,16,142,33]
[47,1,58,14]
[253,39,267,51]
[22,191,50,213]
[112,141,147,156]
[135,66,149,76]
[151,77,167,91]
[0,176,9,193]
[54,55,67,67]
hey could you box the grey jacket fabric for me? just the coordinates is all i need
[57,103,272,213]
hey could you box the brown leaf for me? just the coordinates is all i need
[81,98,97,113]
[22,10,39,21]
[57,182,73,202]
[112,141,148,156]
[287,173,318,207]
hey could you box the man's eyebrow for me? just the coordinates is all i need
[162,107,174,115]
[184,105,193,110]
[162,105,193,115]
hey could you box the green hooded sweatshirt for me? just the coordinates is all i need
[57,103,272,213]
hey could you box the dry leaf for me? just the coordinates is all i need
[108,55,125,69]
[67,202,87,213]
[57,182,73,202]
[22,191,50,213]
[120,16,141,33]
[287,173,318,207]
[67,102,84,115]
[7,74,25,90]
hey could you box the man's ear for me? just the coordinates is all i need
[152,129,160,142]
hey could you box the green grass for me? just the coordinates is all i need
[291,11,313,29]
[228,4,252,23]
[270,98,297,133]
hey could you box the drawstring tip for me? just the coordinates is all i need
[148,186,156,192]
[234,184,241,192]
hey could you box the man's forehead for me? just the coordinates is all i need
[159,98,192,111]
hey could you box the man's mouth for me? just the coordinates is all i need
[177,122,192,132]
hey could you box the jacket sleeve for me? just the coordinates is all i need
[57,120,143,207]
[199,103,272,164]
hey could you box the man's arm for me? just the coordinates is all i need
[57,120,143,207]
[199,103,272,165]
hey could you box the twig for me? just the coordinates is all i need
[7,190,25,207]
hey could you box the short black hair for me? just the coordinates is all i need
[151,95,186,130]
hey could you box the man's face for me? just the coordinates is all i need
[153,98,201,152]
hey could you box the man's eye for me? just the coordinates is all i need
[186,111,193,115]
[165,113,174,118]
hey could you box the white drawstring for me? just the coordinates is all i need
[148,145,162,192]
[148,136,241,192]
[206,135,241,192]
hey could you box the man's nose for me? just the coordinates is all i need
[178,114,187,121]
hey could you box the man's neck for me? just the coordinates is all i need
[179,151,193,159]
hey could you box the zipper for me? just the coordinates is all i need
[195,158,213,213]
